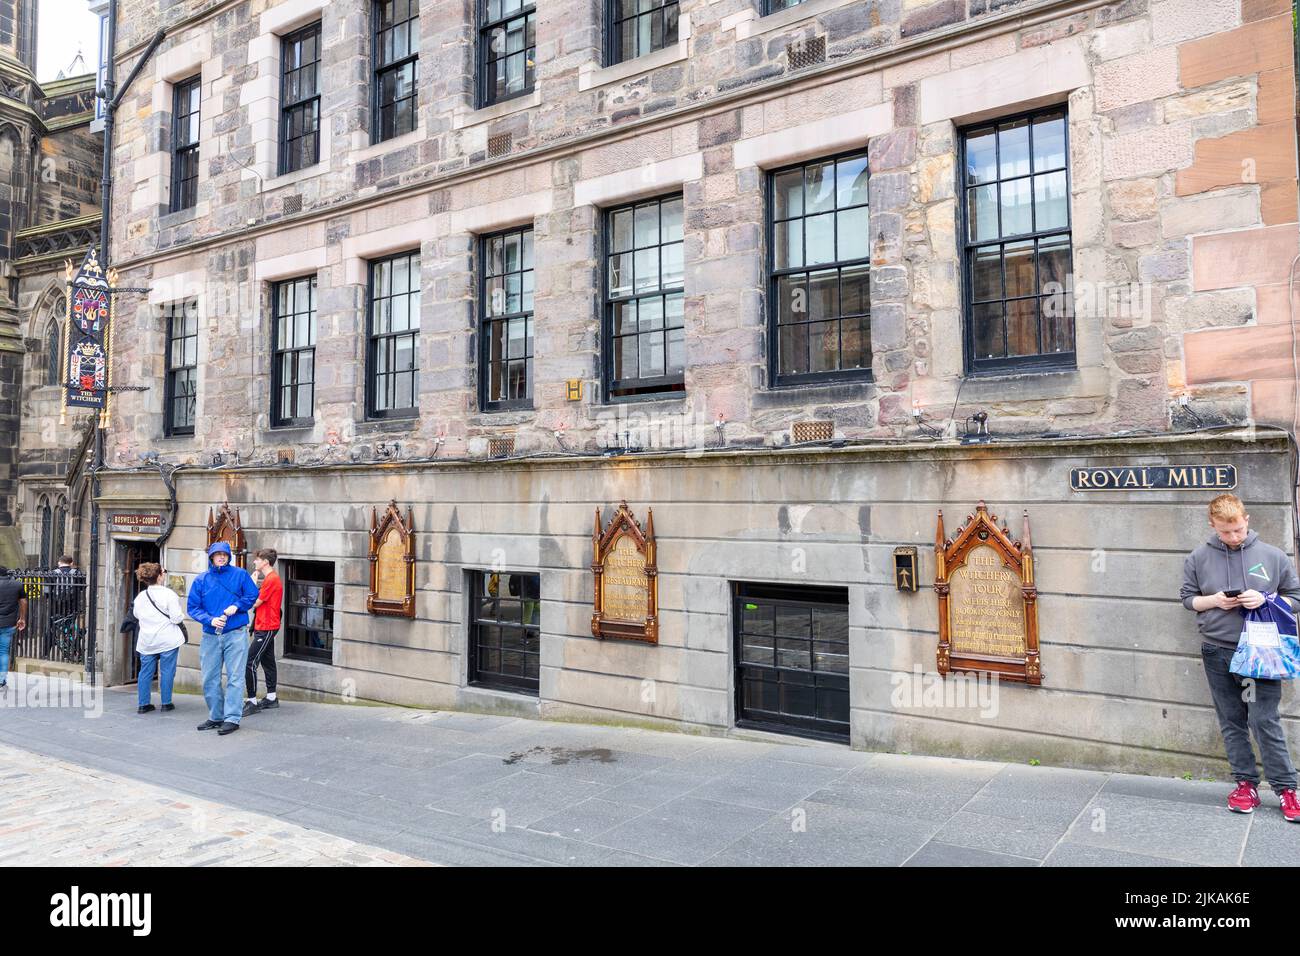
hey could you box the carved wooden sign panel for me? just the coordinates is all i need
[591,500,658,644]
[368,500,416,618]
[206,502,247,569]
[934,501,1041,685]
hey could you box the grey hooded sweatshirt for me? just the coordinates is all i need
[1180,530,1300,648]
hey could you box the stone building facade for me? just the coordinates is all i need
[0,0,102,568]
[91,0,1300,773]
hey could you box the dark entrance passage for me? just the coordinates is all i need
[734,582,850,742]
[119,541,160,683]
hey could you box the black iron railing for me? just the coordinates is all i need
[10,570,87,665]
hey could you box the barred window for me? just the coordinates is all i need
[481,226,534,410]
[961,108,1073,371]
[374,0,419,141]
[479,0,535,107]
[170,75,200,212]
[279,23,321,175]
[368,250,421,417]
[608,0,678,65]
[163,301,198,437]
[605,195,685,399]
[770,151,871,384]
[271,276,317,427]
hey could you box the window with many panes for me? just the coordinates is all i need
[170,76,200,212]
[164,301,198,436]
[374,0,419,141]
[279,23,321,175]
[961,107,1073,372]
[368,250,421,418]
[271,276,317,427]
[479,0,535,107]
[284,560,334,663]
[481,226,534,410]
[605,195,684,400]
[608,0,678,65]
[468,571,540,694]
[770,151,871,385]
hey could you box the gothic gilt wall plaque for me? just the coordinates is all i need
[934,501,1041,685]
[591,500,658,644]
[368,500,416,618]
[206,503,247,569]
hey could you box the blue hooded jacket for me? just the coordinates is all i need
[187,541,260,635]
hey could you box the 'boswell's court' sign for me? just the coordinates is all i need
[1069,465,1237,491]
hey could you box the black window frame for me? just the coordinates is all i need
[283,559,335,663]
[602,192,686,402]
[163,300,198,437]
[767,148,873,388]
[372,0,420,143]
[762,0,807,13]
[958,105,1075,376]
[366,249,421,420]
[605,0,679,66]
[279,22,322,176]
[270,276,318,428]
[468,570,541,694]
[479,225,535,411]
[169,74,201,213]
[733,581,850,744]
[477,0,536,109]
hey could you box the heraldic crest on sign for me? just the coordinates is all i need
[934,501,1041,685]
[591,501,659,644]
[61,247,119,416]
[367,500,417,619]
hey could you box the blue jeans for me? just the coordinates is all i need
[137,648,179,708]
[200,627,249,724]
[0,625,12,684]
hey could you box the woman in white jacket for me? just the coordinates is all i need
[132,562,187,714]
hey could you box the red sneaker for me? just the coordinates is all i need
[1228,781,1260,814]
[1279,789,1300,823]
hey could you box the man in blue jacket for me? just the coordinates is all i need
[187,541,260,735]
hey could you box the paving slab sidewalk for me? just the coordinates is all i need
[0,674,1292,866]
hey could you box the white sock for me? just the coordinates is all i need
[266,693,277,701]
[246,697,257,703]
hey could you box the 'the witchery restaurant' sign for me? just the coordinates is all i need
[934,501,1041,685]
[1070,464,1236,492]
[62,248,116,413]
[591,501,658,644]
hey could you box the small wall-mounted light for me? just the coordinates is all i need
[893,546,919,592]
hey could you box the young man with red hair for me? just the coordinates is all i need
[1182,493,1300,820]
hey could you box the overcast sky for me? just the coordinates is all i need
[36,0,100,82]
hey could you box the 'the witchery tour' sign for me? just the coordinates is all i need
[934,501,1041,685]
[591,501,658,644]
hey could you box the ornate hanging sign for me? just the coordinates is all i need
[591,500,658,644]
[61,248,115,414]
[206,502,248,569]
[934,501,1041,685]
[367,500,416,618]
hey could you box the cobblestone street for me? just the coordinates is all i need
[0,674,1296,867]
[0,743,432,866]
